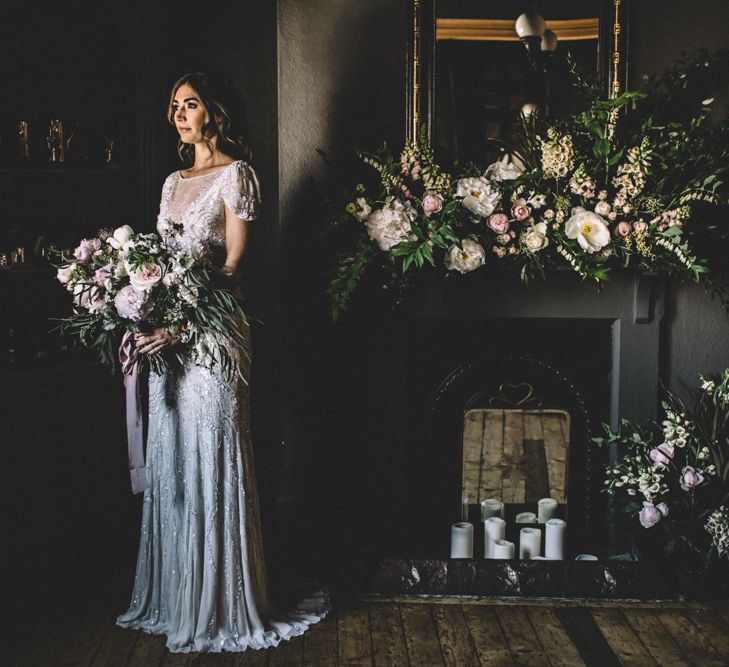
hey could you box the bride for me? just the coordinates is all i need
[116,72,329,653]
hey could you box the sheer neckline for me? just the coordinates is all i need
[178,162,236,181]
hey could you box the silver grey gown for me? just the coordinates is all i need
[116,161,329,653]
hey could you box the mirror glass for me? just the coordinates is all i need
[462,408,570,506]
[434,0,602,169]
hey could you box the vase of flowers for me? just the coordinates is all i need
[594,370,729,599]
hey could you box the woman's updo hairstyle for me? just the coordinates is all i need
[168,72,253,164]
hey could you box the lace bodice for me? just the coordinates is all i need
[157,160,261,254]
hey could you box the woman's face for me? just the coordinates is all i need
[172,83,207,144]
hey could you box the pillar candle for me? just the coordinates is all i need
[450,522,473,558]
[538,498,558,523]
[519,527,542,559]
[483,517,506,558]
[575,554,598,561]
[461,492,470,522]
[516,511,538,524]
[492,539,515,559]
[545,518,566,560]
[480,498,504,521]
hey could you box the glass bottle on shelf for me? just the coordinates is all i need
[17,121,30,162]
[47,119,66,163]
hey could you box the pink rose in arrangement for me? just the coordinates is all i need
[93,263,113,286]
[639,501,669,528]
[114,285,153,322]
[511,198,531,222]
[128,262,163,292]
[614,221,631,237]
[488,213,510,234]
[73,238,102,264]
[680,466,705,491]
[649,442,674,469]
[421,191,444,216]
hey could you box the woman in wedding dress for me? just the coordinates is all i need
[116,72,329,653]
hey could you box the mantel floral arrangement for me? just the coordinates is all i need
[325,54,729,321]
[595,370,729,582]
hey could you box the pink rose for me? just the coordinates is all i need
[649,442,674,469]
[128,261,163,292]
[73,238,102,264]
[421,191,444,216]
[608,211,618,221]
[614,221,631,237]
[639,501,668,528]
[633,220,648,233]
[511,198,531,222]
[93,263,113,286]
[679,466,704,491]
[488,213,510,234]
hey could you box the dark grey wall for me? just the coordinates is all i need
[629,1,729,398]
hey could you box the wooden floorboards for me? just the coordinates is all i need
[9,598,729,666]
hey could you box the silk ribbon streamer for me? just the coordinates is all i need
[119,330,148,494]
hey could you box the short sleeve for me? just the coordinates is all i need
[221,161,261,221]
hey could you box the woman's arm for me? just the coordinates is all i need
[137,205,250,356]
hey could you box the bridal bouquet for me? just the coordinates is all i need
[326,53,729,321]
[52,223,247,375]
[594,370,729,572]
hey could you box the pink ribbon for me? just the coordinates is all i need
[119,330,148,494]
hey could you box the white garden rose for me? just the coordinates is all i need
[522,222,549,252]
[485,158,523,182]
[594,201,612,217]
[56,263,77,284]
[456,176,501,218]
[107,224,134,250]
[565,207,611,253]
[365,202,414,251]
[445,237,486,274]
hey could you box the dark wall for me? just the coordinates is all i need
[629,0,729,398]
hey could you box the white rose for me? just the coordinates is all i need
[565,207,611,253]
[445,237,486,273]
[522,222,549,252]
[456,177,501,218]
[485,158,523,182]
[56,263,77,284]
[595,201,612,217]
[72,283,92,309]
[365,205,412,251]
[107,224,134,250]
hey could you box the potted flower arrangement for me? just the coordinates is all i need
[325,53,729,321]
[594,370,729,598]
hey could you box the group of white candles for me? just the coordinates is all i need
[450,497,566,560]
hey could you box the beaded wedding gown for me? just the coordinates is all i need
[116,160,329,653]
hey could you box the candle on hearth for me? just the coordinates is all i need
[538,498,558,523]
[516,511,538,524]
[480,498,504,521]
[545,518,566,560]
[483,517,506,558]
[519,527,542,559]
[450,522,473,558]
[462,492,470,522]
[492,539,515,559]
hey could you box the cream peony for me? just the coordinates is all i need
[445,237,486,274]
[456,177,501,218]
[522,222,549,252]
[485,158,523,182]
[565,207,611,253]
[365,201,414,251]
[107,225,134,251]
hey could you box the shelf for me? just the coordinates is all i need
[0,166,132,176]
